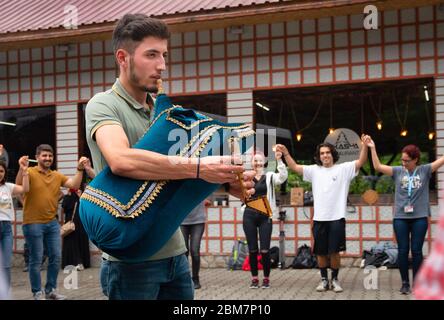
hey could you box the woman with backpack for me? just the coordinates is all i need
[243,150,287,289]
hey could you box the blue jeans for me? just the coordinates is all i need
[0,221,13,288]
[393,217,428,284]
[100,253,194,300]
[22,219,61,294]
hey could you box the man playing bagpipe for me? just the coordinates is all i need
[81,14,255,300]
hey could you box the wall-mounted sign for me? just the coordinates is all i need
[324,128,361,164]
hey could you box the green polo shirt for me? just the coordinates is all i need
[85,78,186,261]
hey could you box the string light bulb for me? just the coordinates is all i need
[400,129,408,137]
[329,128,335,134]
[424,85,430,102]
[428,131,435,140]
[296,132,302,141]
[376,120,383,130]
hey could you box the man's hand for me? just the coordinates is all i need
[77,156,89,170]
[199,156,245,184]
[227,170,255,200]
[364,135,375,148]
[361,134,371,146]
[18,156,29,171]
[83,158,93,170]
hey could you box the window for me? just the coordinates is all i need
[0,106,55,181]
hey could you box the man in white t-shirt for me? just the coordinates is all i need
[276,135,369,293]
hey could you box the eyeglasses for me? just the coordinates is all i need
[401,158,412,163]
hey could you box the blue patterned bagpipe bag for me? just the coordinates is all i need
[79,90,254,261]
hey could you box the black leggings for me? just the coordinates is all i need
[242,211,272,277]
[180,223,205,279]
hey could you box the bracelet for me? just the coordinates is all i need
[196,157,200,179]
[77,167,84,171]
[284,153,289,157]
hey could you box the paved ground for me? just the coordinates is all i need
[9,266,412,300]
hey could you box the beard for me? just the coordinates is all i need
[129,56,158,93]
[39,160,52,169]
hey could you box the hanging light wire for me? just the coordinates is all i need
[392,90,410,136]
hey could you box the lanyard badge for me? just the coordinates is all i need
[404,168,417,214]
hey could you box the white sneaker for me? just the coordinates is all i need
[45,289,66,300]
[76,264,84,271]
[331,279,343,293]
[316,279,329,292]
[33,290,45,300]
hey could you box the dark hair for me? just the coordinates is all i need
[402,144,421,164]
[314,143,339,165]
[112,14,170,54]
[36,144,54,155]
[0,161,7,185]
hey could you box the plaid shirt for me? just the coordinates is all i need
[414,213,444,300]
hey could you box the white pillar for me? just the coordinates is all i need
[227,90,253,125]
[55,103,79,176]
[226,90,254,206]
[435,77,444,212]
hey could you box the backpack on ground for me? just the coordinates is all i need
[361,242,398,268]
[292,244,318,269]
[269,246,280,268]
[227,239,249,270]
[362,250,389,268]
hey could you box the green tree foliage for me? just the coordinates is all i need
[375,176,395,194]
[349,175,372,194]
[286,170,312,192]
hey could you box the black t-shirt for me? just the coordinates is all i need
[244,175,267,215]
[253,175,267,197]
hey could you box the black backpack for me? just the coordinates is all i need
[292,244,318,269]
[269,246,280,268]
